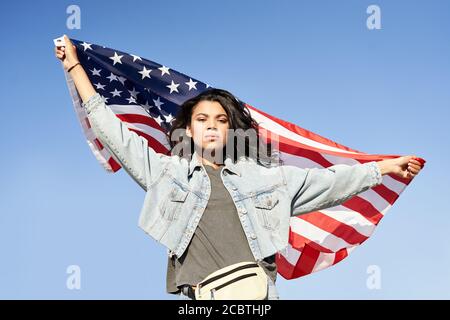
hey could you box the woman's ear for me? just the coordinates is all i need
[186,125,192,138]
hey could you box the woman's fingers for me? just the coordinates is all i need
[408,163,421,170]
[407,163,421,175]
[54,46,66,59]
[409,159,422,166]
[55,51,64,59]
[408,167,420,174]
[408,168,420,174]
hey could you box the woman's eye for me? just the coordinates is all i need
[197,118,205,122]
[219,119,228,123]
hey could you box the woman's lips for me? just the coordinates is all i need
[205,135,219,140]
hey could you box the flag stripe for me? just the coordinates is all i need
[299,211,369,245]
[247,104,366,154]
[290,217,352,252]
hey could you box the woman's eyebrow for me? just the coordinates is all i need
[195,113,228,118]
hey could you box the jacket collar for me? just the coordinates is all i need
[188,150,242,177]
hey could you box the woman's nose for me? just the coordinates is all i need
[207,121,217,129]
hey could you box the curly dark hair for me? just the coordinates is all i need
[167,88,281,167]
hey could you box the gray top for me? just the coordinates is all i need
[166,164,277,295]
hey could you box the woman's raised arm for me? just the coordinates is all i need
[55,35,96,103]
[55,35,170,191]
[282,156,424,217]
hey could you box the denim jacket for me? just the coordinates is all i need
[82,93,383,261]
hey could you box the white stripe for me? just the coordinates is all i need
[280,152,323,169]
[290,217,352,252]
[321,153,362,166]
[312,245,358,273]
[312,251,336,273]
[249,108,361,155]
[382,174,408,194]
[108,103,151,116]
[123,122,171,149]
[283,243,302,266]
[98,144,113,160]
[319,206,376,238]
[380,203,393,216]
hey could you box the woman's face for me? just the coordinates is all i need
[186,100,230,153]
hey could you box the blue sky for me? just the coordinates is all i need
[1,0,449,299]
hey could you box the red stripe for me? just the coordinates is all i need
[332,248,349,265]
[108,157,122,172]
[94,138,104,150]
[128,128,170,154]
[371,183,401,205]
[116,113,165,133]
[277,139,334,168]
[343,196,384,225]
[292,244,320,278]
[300,211,369,245]
[275,253,297,279]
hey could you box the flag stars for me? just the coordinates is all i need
[130,54,142,62]
[94,83,106,90]
[101,95,110,103]
[109,51,124,65]
[165,113,174,123]
[138,66,152,80]
[117,76,126,85]
[154,115,164,126]
[126,95,137,104]
[107,72,118,82]
[128,87,139,98]
[110,89,122,97]
[81,42,93,51]
[185,78,198,91]
[141,100,152,112]
[90,68,102,76]
[167,80,180,94]
[158,65,170,76]
[153,97,164,109]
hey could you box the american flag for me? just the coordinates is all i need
[62,37,414,280]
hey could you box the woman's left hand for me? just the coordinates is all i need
[377,155,425,179]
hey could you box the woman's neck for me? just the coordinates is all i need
[202,158,223,170]
[195,150,224,170]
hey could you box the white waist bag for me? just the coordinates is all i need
[194,261,268,300]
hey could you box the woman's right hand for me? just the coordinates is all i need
[54,34,80,71]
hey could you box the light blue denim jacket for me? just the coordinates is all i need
[82,92,383,262]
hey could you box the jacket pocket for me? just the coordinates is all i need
[161,186,189,221]
[253,192,280,230]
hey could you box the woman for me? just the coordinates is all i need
[55,35,424,300]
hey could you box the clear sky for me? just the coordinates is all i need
[1,0,449,299]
